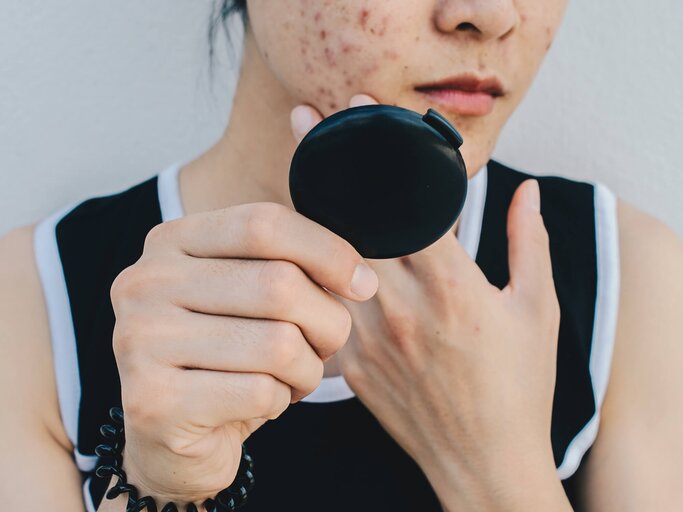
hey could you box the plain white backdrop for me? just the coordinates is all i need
[0,0,681,237]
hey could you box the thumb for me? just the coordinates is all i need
[290,105,324,143]
[503,179,555,303]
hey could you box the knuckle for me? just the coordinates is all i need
[143,220,177,251]
[112,313,146,358]
[240,203,285,253]
[263,321,302,371]
[110,265,137,306]
[266,385,291,420]
[258,260,302,309]
[111,258,178,309]
[327,305,353,353]
[304,358,325,394]
[384,303,416,349]
[110,263,153,304]
[122,370,163,430]
[248,374,280,417]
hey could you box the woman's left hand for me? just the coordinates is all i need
[291,94,569,511]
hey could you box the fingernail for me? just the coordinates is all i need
[290,106,314,139]
[350,262,378,299]
[526,180,540,213]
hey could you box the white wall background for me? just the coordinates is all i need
[1,0,681,238]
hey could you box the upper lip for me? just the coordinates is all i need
[414,73,506,97]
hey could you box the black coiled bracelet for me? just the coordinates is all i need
[94,407,255,512]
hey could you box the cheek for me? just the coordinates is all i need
[270,3,402,111]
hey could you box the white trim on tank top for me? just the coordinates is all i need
[157,161,489,404]
[555,181,620,479]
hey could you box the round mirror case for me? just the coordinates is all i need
[289,105,468,259]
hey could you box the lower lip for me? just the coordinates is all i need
[415,88,496,116]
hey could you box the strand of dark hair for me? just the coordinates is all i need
[208,0,248,77]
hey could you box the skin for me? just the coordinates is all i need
[1,1,682,511]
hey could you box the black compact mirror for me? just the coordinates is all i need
[289,105,468,259]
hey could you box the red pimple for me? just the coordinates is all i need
[314,11,322,22]
[359,8,370,29]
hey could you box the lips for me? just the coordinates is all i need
[414,73,506,116]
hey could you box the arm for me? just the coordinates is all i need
[577,199,683,510]
[0,226,87,510]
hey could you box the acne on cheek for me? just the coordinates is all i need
[357,8,391,36]
[291,4,395,110]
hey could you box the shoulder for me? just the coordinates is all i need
[0,224,71,451]
[609,198,683,405]
[611,198,682,383]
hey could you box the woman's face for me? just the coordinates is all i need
[247,0,568,173]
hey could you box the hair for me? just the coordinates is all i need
[208,0,248,72]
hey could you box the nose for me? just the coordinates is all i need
[434,0,519,41]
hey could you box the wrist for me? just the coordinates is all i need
[421,444,572,512]
[121,452,209,506]
[94,407,254,511]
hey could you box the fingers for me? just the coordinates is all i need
[167,257,353,361]
[152,312,324,402]
[290,93,380,143]
[503,179,556,305]
[290,105,323,142]
[403,225,488,291]
[143,202,378,302]
[177,369,294,427]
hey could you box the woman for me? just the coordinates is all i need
[1,0,681,510]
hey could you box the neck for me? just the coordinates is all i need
[179,24,302,216]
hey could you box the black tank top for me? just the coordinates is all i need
[33,158,619,511]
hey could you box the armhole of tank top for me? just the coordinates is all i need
[33,203,100,477]
[556,181,621,480]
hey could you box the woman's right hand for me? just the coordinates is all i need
[109,196,379,504]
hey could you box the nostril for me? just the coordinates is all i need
[456,22,480,32]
